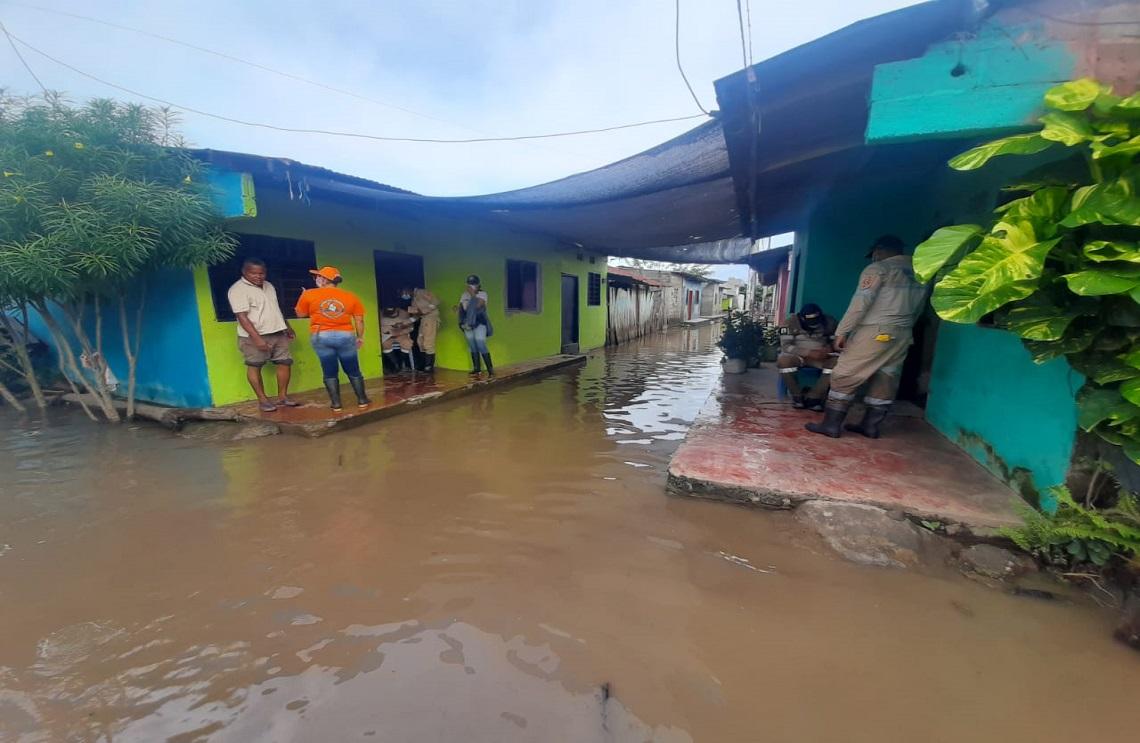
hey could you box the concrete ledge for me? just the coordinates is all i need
[227,354,586,438]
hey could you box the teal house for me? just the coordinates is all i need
[714,0,1140,497]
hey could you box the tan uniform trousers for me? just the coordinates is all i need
[416,312,440,353]
[828,327,911,408]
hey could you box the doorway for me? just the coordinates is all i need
[374,251,426,372]
[561,274,580,354]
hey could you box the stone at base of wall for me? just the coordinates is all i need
[795,500,947,569]
[958,544,1037,580]
[1116,591,1140,652]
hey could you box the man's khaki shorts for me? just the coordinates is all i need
[238,331,293,367]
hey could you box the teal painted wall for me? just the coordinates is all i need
[926,323,1080,495]
[867,21,1076,143]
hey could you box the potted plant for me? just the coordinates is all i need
[717,311,763,373]
[762,323,781,363]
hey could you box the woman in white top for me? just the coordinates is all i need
[456,274,493,375]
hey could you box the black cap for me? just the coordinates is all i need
[466,274,481,286]
[866,234,905,258]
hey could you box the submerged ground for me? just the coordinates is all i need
[1,327,1137,742]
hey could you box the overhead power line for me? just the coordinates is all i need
[0,18,46,94]
[734,0,750,69]
[5,30,708,144]
[674,0,710,115]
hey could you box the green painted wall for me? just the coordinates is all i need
[867,21,1076,143]
[926,323,1080,494]
[195,191,606,406]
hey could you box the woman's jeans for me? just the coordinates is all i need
[311,331,362,379]
[463,324,489,353]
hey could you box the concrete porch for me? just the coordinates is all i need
[667,366,1024,532]
[227,355,585,437]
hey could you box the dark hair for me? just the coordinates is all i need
[242,257,266,269]
[871,235,905,254]
[331,276,343,286]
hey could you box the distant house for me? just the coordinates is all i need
[605,266,667,345]
[30,151,609,408]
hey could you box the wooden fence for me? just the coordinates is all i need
[607,284,666,345]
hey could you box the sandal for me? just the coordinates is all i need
[258,400,278,412]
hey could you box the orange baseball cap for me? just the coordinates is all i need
[309,266,341,281]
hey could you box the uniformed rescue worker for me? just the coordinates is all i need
[805,234,927,439]
[777,302,838,411]
[401,285,442,372]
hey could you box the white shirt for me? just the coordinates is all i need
[227,278,288,337]
[458,290,488,309]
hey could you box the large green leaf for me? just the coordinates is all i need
[1025,326,1096,363]
[931,222,1059,323]
[1083,240,1140,263]
[1064,266,1140,295]
[1045,78,1109,111]
[1071,353,1140,383]
[1061,179,1140,227]
[1077,386,1140,431]
[912,224,981,283]
[996,186,1069,237]
[1039,111,1096,146]
[1122,377,1140,407]
[1091,135,1140,160]
[1001,304,1077,341]
[949,134,1056,171]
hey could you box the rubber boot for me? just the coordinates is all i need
[791,394,806,409]
[846,405,889,439]
[481,353,494,376]
[323,377,343,412]
[383,351,400,374]
[470,352,482,375]
[424,353,436,372]
[348,376,371,408]
[805,404,847,438]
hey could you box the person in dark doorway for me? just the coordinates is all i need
[401,285,441,372]
[295,266,371,411]
[456,274,493,375]
[777,302,838,411]
[806,235,927,439]
[227,257,297,413]
[381,307,416,372]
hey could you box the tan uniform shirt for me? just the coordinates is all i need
[835,255,926,337]
[381,309,414,351]
[779,313,837,356]
[407,288,440,320]
[227,278,288,337]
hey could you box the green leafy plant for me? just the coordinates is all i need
[1000,485,1140,567]
[0,93,235,420]
[915,78,1140,465]
[717,311,764,362]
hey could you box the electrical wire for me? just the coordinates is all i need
[4,0,494,134]
[6,30,707,144]
[0,18,46,94]
[674,0,710,115]
[743,0,755,67]
[734,0,750,69]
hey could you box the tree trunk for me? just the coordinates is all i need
[0,309,46,410]
[58,298,120,422]
[0,378,26,412]
[119,281,146,420]
[32,300,104,422]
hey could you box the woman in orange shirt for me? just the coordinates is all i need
[295,266,370,411]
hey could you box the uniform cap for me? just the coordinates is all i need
[465,274,481,286]
[310,266,341,281]
[866,235,905,258]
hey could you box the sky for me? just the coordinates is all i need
[1,0,920,199]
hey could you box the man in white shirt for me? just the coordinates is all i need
[226,258,298,412]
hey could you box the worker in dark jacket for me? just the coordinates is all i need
[777,303,838,411]
[806,235,927,439]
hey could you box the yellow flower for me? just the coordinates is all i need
[73,142,85,150]
[43,150,54,157]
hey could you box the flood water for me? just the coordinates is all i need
[1,326,1137,742]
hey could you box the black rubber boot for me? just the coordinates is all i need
[383,352,399,373]
[323,377,342,411]
[792,394,806,409]
[805,398,825,412]
[424,353,435,372]
[481,353,494,376]
[348,376,371,408]
[846,405,889,439]
[805,404,847,438]
[470,352,482,374]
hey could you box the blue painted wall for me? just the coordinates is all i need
[24,269,214,408]
[926,323,1080,494]
[867,21,1076,143]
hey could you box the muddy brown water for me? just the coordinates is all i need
[1,327,1137,742]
